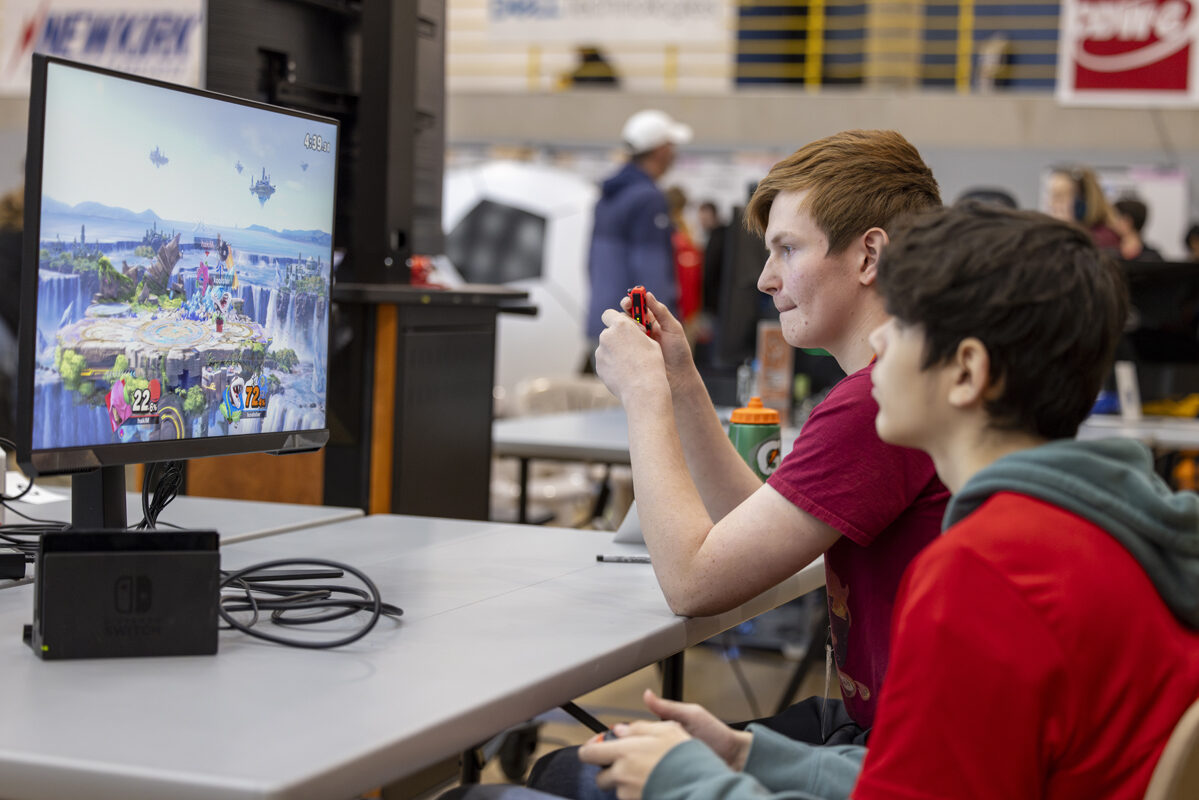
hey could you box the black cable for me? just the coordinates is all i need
[0,436,33,503]
[0,461,402,647]
[0,500,67,528]
[0,517,68,563]
[219,558,402,649]
[135,460,183,530]
[0,437,64,539]
[0,524,53,561]
[224,577,261,629]
[1,454,401,644]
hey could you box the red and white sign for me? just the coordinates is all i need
[1058,0,1199,105]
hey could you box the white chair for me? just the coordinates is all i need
[1144,697,1199,800]
[511,375,616,417]
[491,375,626,526]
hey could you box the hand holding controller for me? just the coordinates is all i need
[627,285,652,333]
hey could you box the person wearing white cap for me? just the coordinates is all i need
[583,109,692,366]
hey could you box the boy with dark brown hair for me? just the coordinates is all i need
[855,202,1199,798]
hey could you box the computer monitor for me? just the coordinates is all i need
[1118,260,1199,404]
[16,55,339,529]
[712,206,777,370]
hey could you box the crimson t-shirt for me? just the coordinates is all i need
[854,492,1199,799]
[767,362,948,729]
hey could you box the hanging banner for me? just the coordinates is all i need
[487,0,730,44]
[0,0,206,96]
[1057,0,1199,105]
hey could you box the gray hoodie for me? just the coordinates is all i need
[645,437,1199,800]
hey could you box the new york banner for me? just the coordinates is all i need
[0,0,206,96]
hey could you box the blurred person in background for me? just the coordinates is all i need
[584,109,689,369]
[1185,223,1199,261]
[697,200,722,248]
[0,184,21,439]
[954,186,1017,209]
[696,200,728,362]
[1045,165,1120,253]
[1112,196,1163,261]
[665,186,702,332]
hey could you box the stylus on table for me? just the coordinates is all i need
[596,554,651,564]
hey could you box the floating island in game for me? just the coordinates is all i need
[250,168,276,206]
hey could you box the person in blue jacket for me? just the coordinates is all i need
[585,109,690,364]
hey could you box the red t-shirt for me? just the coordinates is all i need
[854,492,1199,799]
[767,363,948,728]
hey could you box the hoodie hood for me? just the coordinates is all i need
[946,437,1199,629]
[600,161,654,200]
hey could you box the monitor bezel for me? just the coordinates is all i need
[17,54,338,477]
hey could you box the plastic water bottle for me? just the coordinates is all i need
[736,359,757,407]
[729,396,781,480]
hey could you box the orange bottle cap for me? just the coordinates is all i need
[730,396,779,425]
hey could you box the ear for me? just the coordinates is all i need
[858,227,889,287]
[946,337,996,410]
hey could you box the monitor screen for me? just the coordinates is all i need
[1119,260,1199,403]
[1122,261,1199,363]
[18,56,338,481]
[714,207,778,369]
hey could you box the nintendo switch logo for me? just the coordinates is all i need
[114,576,152,614]
[1068,0,1199,91]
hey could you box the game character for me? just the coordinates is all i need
[229,375,245,411]
[213,290,231,332]
[106,378,132,433]
[220,371,245,425]
[197,261,212,297]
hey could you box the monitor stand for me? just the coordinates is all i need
[71,465,127,530]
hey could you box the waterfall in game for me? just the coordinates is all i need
[310,295,327,395]
[37,270,90,352]
[32,378,112,449]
